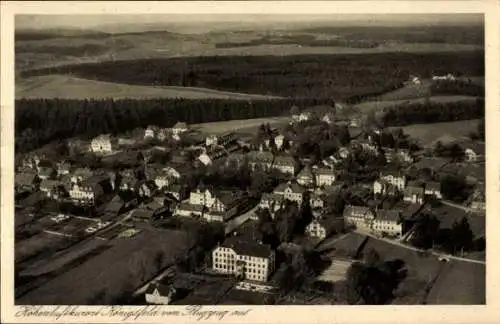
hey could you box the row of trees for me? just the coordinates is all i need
[381,98,484,126]
[430,79,484,97]
[21,51,484,99]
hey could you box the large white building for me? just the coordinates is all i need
[90,134,117,154]
[212,237,275,282]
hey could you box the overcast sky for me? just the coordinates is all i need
[15,14,483,31]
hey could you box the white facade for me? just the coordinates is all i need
[189,189,216,208]
[145,287,175,305]
[91,135,114,153]
[212,246,275,282]
[372,219,402,237]
[274,135,285,150]
[69,184,102,204]
[306,220,327,239]
[315,172,336,187]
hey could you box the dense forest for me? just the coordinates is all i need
[381,98,484,126]
[20,52,484,100]
[15,98,321,153]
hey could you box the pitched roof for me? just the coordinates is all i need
[297,166,313,178]
[273,155,297,166]
[343,205,372,218]
[404,186,424,196]
[173,121,188,129]
[375,209,401,223]
[145,282,174,296]
[274,181,306,194]
[177,202,205,213]
[314,167,336,176]
[425,181,441,191]
[221,237,273,258]
[261,193,285,202]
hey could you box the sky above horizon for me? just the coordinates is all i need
[16,13,483,31]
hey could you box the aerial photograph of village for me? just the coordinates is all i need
[13,13,485,305]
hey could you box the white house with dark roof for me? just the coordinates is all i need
[69,176,105,205]
[463,142,485,162]
[212,237,275,282]
[204,191,245,222]
[313,167,337,187]
[273,181,306,205]
[144,125,159,139]
[306,214,341,240]
[343,205,375,232]
[273,155,299,175]
[247,151,274,172]
[424,181,442,199]
[403,182,425,204]
[90,134,117,154]
[259,193,285,215]
[296,165,314,187]
[145,282,176,305]
[171,122,189,135]
[380,171,406,191]
[372,209,403,237]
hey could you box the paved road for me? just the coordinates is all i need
[355,230,485,265]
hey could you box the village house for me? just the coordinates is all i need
[212,237,275,282]
[171,121,189,135]
[322,155,341,169]
[206,132,237,148]
[380,171,406,191]
[463,142,485,162]
[424,181,442,199]
[56,161,72,177]
[119,169,138,191]
[145,282,176,305]
[313,167,337,187]
[469,187,485,211]
[156,129,169,141]
[306,214,341,240]
[403,182,425,204]
[137,181,157,198]
[274,134,285,151]
[144,125,159,139]
[373,179,398,196]
[164,184,189,201]
[69,176,107,205]
[351,138,379,154]
[39,179,63,199]
[298,111,312,122]
[71,167,94,185]
[247,151,274,172]
[189,185,217,207]
[309,188,328,209]
[90,134,117,154]
[259,193,286,216]
[204,192,245,222]
[131,201,168,222]
[322,112,336,124]
[174,202,205,218]
[343,205,375,232]
[337,147,350,159]
[273,155,299,175]
[154,172,171,190]
[273,181,306,205]
[36,160,55,180]
[372,209,403,237]
[162,164,190,183]
[296,165,314,187]
[15,172,39,194]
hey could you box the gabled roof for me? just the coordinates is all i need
[297,166,313,178]
[343,205,372,218]
[221,237,273,258]
[273,155,297,166]
[177,202,205,213]
[15,172,37,186]
[145,282,174,296]
[274,181,306,194]
[173,121,188,129]
[425,181,441,191]
[404,186,424,196]
[261,193,285,202]
[314,167,336,176]
[375,209,401,223]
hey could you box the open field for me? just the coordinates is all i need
[192,116,290,135]
[17,228,192,305]
[15,233,71,265]
[316,232,367,258]
[426,261,485,304]
[389,119,480,147]
[16,75,284,100]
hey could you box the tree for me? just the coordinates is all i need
[290,105,300,116]
[449,217,474,255]
[410,213,441,249]
[363,248,381,266]
[440,174,470,202]
[477,117,485,140]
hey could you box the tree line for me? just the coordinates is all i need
[381,98,484,127]
[15,98,320,153]
[21,51,484,100]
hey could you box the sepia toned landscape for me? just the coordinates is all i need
[14,13,485,306]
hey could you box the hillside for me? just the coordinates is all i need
[16,75,283,100]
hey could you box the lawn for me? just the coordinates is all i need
[16,75,283,100]
[391,119,480,147]
[17,228,192,305]
[316,232,367,258]
[426,260,485,304]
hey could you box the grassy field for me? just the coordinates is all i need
[16,75,283,100]
[17,228,192,305]
[389,119,480,147]
[15,233,70,265]
[426,261,485,304]
[192,116,290,135]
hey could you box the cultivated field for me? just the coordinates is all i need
[390,119,480,147]
[16,75,283,100]
[17,228,192,305]
[15,232,71,265]
[426,261,485,304]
